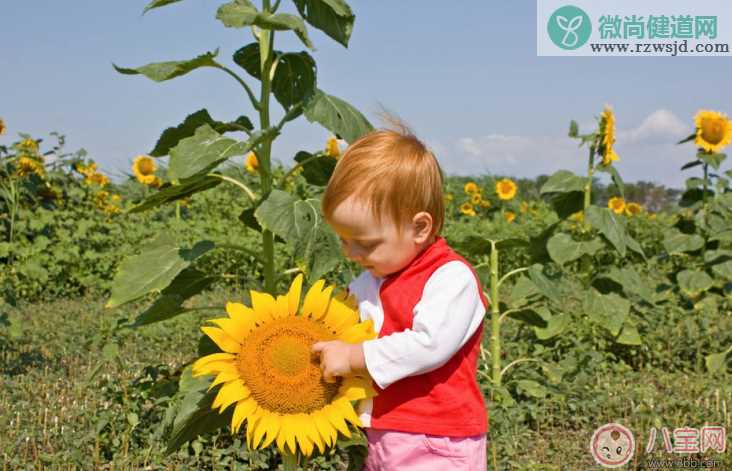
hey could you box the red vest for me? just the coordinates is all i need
[370,236,489,436]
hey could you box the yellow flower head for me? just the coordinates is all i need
[608,196,626,214]
[569,210,585,222]
[245,152,259,175]
[444,192,454,202]
[75,162,97,178]
[601,147,620,166]
[86,172,109,187]
[463,181,479,195]
[519,201,529,213]
[600,105,616,149]
[0,119,5,135]
[459,202,476,216]
[625,202,643,216]
[479,199,491,209]
[325,136,340,159]
[470,193,482,205]
[504,211,516,223]
[148,175,162,189]
[496,178,517,200]
[132,155,156,182]
[38,184,60,201]
[16,156,45,177]
[192,274,377,457]
[694,109,732,153]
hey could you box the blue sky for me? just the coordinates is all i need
[2,1,731,190]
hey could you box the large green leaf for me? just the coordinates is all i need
[533,308,569,340]
[292,0,355,47]
[549,191,584,219]
[133,268,216,326]
[539,170,587,194]
[711,260,732,281]
[705,348,730,374]
[272,52,317,109]
[583,290,630,337]
[128,174,222,214]
[662,230,705,254]
[293,150,336,186]
[599,266,655,305]
[303,89,372,143]
[697,151,727,170]
[217,0,313,49]
[168,124,252,181]
[163,367,232,454]
[596,165,625,199]
[616,321,642,346]
[506,308,547,327]
[527,264,563,305]
[233,42,263,79]
[254,190,341,280]
[585,206,627,257]
[677,269,714,296]
[546,233,604,266]
[150,110,252,157]
[113,50,218,82]
[106,235,214,308]
[508,275,541,308]
[143,0,183,14]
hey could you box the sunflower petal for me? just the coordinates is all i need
[339,377,370,401]
[324,403,351,438]
[260,412,281,449]
[196,359,237,379]
[247,407,265,449]
[192,353,235,376]
[287,274,303,316]
[231,398,258,434]
[275,414,291,454]
[295,413,314,456]
[302,413,326,454]
[272,294,289,319]
[201,326,241,353]
[332,397,362,427]
[301,280,333,320]
[251,410,271,450]
[250,290,277,320]
[212,379,250,413]
[312,409,337,447]
[211,318,249,343]
[226,302,259,328]
[338,320,376,344]
[209,368,241,390]
[321,295,360,334]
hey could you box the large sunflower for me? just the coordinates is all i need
[192,274,377,458]
[694,110,732,154]
[496,178,517,200]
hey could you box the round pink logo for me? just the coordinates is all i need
[590,422,635,468]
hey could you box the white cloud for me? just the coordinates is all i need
[618,109,690,143]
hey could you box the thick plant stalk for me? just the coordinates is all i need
[583,143,595,230]
[490,242,501,387]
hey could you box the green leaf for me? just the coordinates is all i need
[599,266,655,305]
[681,159,703,171]
[255,190,341,280]
[568,120,579,137]
[143,0,183,14]
[508,275,541,308]
[705,349,730,374]
[164,368,232,454]
[129,174,222,214]
[662,230,705,254]
[546,233,604,266]
[625,234,646,260]
[303,89,373,143]
[697,151,726,170]
[616,322,642,346]
[527,264,562,305]
[596,165,625,199]
[685,177,705,190]
[583,290,629,337]
[506,308,547,328]
[704,249,732,265]
[585,206,627,257]
[677,132,696,145]
[272,51,317,109]
[677,269,714,296]
[515,379,548,398]
[167,124,251,181]
[102,342,119,361]
[113,50,218,82]
[539,170,587,194]
[679,188,714,208]
[105,234,214,308]
[293,151,335,186]
[549,191,585,219]
[710,229,732,243]
[232,43,263,79]
[133,268,216,326]
[150,110,253,157]
[217,1,314,49]
[292,0,355,47]
[711,260,732,281]
[533,309,569,340]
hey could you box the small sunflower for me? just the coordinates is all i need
[132,155,156,183]
[0,118,6,135]
[470,193,482,205]
[443,192,454,202]
[245,152,259,175]
[75,162,97,178]
[193,274,377,458]
[504,211,516,223]
[496,178,517,200]
[625,202,643,216]
[86,172,109,187]
[608,196,625,215]
[19,138,39,154]
[16,156,45,177]
[463,182,479,195]
[325,137,340,159]
[569,210,585,222]
[519,201,529,214]
[694,110,732,154]
[479,199,491,209]
[459,202,476,216]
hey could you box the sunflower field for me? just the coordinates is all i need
[2,1,732,470]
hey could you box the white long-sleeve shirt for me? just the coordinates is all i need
[347,260,486,427]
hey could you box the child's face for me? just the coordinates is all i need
[329,196,433,278]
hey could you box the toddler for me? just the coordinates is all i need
[311,125,489,470]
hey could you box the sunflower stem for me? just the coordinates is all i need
[583,142,595,231]
[282,450,298,470]
[702,161,709,258]
[489,241,501,387]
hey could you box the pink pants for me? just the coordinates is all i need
[362,428,487,471]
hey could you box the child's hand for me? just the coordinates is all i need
[311,340,364,383]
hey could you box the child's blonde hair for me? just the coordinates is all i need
[321,121,445,238]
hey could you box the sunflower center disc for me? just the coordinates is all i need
[702,119,725,145]
[238,317,340,414]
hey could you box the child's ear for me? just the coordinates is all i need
[412,211,433,243]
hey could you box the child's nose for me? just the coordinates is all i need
[343,243,365,262]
